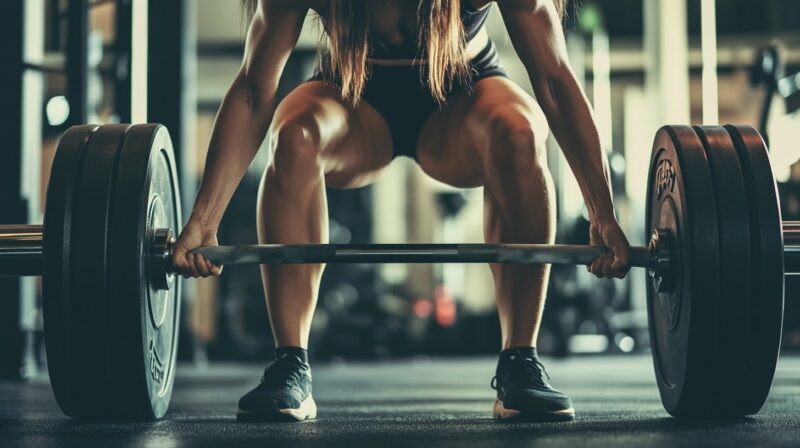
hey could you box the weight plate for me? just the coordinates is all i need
[645,126,720,417]
[43,125,98,417]
[725,125,784,415]
[693,126,753,416]
[108,124,182,420]
[71,124,131,418]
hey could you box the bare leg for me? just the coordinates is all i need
[417,77,554,349]
[258,81,393,348]
[481,124,555,349]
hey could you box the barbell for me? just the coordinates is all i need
[0,123,797,420]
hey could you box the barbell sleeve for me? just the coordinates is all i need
[784,221,800,275]
[192,243,654,267]
[0,225,44,276]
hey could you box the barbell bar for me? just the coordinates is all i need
[0,227,655,267]
[2,222,799,280]
[0,122,795,421]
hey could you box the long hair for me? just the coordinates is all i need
[241,1,567,106]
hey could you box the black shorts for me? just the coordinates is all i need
[310,40,508,160]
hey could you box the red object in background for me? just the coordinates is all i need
[412,299,433,319]
[434,285,457,328]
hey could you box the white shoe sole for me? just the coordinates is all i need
[280,394,317,420]
[493,398,575,422]
[237,394,317,422]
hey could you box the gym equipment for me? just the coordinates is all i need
[0,123,797,420]
[644,125,784,418]
[2,124,181,420]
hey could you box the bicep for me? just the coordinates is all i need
[497,0,573,109]
[497,1,571,77]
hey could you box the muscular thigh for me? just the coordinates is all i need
[416,77,549,187]
[271,81,394,188]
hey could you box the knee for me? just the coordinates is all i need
[483,115,544,173]
[269,117,324,176]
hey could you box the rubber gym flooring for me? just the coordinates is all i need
[1,355,799,448]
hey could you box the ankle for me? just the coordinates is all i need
[275,346,309,365]
[500,346,538,359]
[496,346,538,376]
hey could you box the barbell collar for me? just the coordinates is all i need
[150,228,176,290]
[648,229,675,293]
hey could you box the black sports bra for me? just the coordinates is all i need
[314,0,492,59]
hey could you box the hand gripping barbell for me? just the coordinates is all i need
[0,123,797,420]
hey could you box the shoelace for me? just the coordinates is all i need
[261,356,309,389]
[491,356,550,390]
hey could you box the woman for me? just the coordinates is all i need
[172,0,631,423]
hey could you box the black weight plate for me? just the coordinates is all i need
[725,125,784,415]
[108,124,182,420]
[645,126,719,417]
[70,124,131,418]
[693,126,752,416]
[42,125,98,417]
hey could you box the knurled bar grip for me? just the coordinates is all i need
[193,244,653,267]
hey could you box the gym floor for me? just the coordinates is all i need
[1,355,799,448]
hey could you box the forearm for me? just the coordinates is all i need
[189,75,277,226]
[538,73,616,222]
[497,0,616,222]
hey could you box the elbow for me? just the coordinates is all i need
[533,76,561,120]
[233,70,275,116]
[532,68,572,120]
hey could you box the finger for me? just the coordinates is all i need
[195,254,211,277]
[611,254,630,278]
[209,259,224,276]
[613,249,630,267]
[607,255,619,278]
[171,246,186,271]
[173,257,191,278]
[205,256,222,276]
[611,240,631,275]
[595,256,607,277]
[191,257,203,278]
[589,258,601,277]
[593,254,607,278]
[204,260,217,278]
[199,254,213,277]
[186,255,201,278]
[601,253,615,278]
[209,262,222,276]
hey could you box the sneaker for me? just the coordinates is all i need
[491,347,575,422]
[236,354,317,422]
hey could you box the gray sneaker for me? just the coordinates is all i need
[491,348,575,422]
[237,354,317,422]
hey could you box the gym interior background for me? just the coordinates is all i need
[2,0,800,446]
